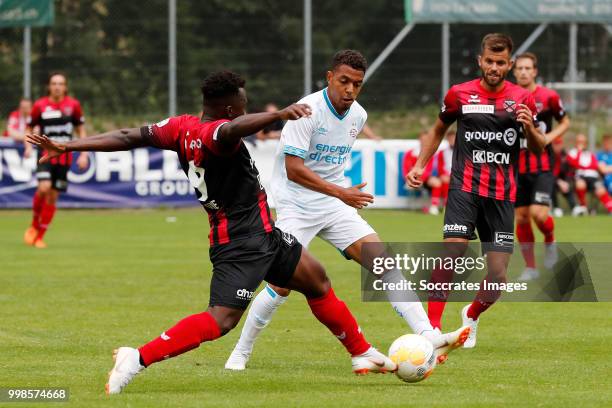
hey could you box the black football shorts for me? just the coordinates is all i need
[208,227,302,310]
[443,189,515,253]
[515,171,554,208]
[35,162,69,192]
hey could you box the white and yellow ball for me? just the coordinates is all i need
[388,334,436,383]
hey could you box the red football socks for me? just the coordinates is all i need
[598,192,612,213]
[535,216,555,244]
[37,203,56,240]
[138,312,221,367]
[431,186,442,207]
[427,301,446,330]
[516,222,536,268]
[467,299,494,320]
[427,261,454,330]
[442,182,449,204]
[31,192,44,230]
[576,188,587,206]
[307,288,370,356]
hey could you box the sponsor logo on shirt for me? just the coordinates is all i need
[503,128,517,146]
[462,104,495,114]
[41,109,62,120]
[468,94,481,104]
[308,143,352,165]
[465,128,517,146]
[473,150,510,164]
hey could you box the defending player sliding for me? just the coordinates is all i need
[406,34,547,348]
[27,71,398,395]
[225,50,470,372]
[513,52,571,281]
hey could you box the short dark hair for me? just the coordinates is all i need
[331,50,367,73]
[201,70,245,104]
[481,33,513,54]
[516,52,538,68]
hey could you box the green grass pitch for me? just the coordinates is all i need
[1,209,610,407]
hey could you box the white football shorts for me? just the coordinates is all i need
[274,205,375,252]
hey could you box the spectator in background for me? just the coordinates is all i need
[597,134,612,195]
[566,133,612,215]
[359,124,382,140]
[4,98,32,142]
[402,130,449,215]
[260,103,284,140]
[551,136,577,217]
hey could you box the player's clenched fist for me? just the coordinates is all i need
[516,103,535,130]
[406,166,424,189]
[279,103,312,120]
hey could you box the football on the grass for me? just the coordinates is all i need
[388,334,436,383]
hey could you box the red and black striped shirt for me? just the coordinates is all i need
[518,86,566,174]
[28,96,84,166]
[439,79,538,202]
[143,115,273,246]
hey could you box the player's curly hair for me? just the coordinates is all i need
[201,70,246,104]
[331,50,368,73]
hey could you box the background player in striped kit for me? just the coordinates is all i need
[512,52,571,281]
[23,72,89,248]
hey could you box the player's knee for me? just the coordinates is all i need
[269,284,290,297]
[208,308,242,336]
[216,315,240,336]
[38,183,51,195]
[576,179,586,190]
[428,177,441,188]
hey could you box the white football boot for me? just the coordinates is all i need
[518,267,540,281]
[572,206,588,217]
[428,205,440,215]
[352,346,397,375]
[544,242,558,269]
[106,347,144,395]
[421,326,471,364]
[461,305,479,348]
[224,348,250,371]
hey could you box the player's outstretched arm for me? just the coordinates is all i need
[217,103,311,149]
[26,128,147,163]
[285,155,374,209]
[516,104,546,153]
[406,118,449,188]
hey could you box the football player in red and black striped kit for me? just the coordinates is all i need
[27,71,396,394]
[23,72,89,248]
[513,53,571,281]
[406,34,547,348]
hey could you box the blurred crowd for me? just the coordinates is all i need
[402,130,612,216]
[3,98,611,215]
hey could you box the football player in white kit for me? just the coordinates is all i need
[226,50,469,371]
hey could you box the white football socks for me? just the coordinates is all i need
[382,268,433,335]
[233,285,287,353]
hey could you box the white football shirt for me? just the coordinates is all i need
[271,88,367,214]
